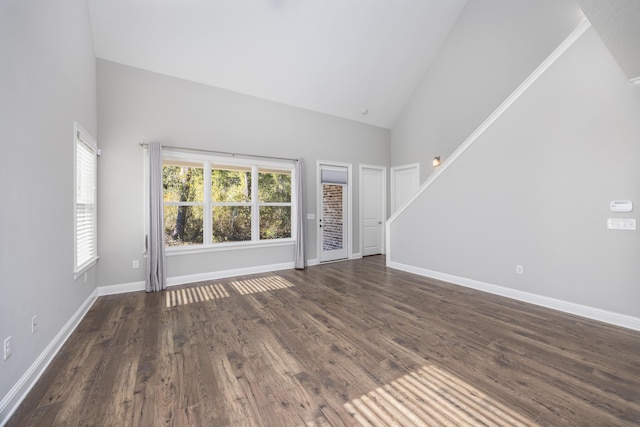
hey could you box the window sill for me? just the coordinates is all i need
[74,257,98,280]
[165,239,295,256]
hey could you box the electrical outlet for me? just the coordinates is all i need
[516,265,524,275]
[132,260,139,269]
[4,336,11,360]
[32,315,38,333]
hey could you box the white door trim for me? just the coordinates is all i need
[317,160,353,262]
[359,164,386,256]
[390,163,420,213]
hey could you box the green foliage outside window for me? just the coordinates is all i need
[259,171,292,239]
[162,161,293,247]
[212,206,252,242]
[258,171,291,202]
[164,205,204,246]
[163,165,204,246]
[211,168,251,202]
[260,206,291,239]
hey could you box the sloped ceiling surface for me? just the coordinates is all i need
[577,0,640,81]
[87,0,467,129]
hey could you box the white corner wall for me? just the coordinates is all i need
[96,60,390,289]
[389,26,640,325]
[0,0,98,422]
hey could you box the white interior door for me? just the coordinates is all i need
[319,166,348,262]
[391,163,420,212]
[361,166,385,256]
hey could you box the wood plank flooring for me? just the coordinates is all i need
[8,256,640,426]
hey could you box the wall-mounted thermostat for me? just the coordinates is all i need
[610,200,633,212]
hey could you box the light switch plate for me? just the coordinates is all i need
[607,218,636,230]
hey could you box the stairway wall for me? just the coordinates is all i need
[389,26,640,320]
[391,0,585,181]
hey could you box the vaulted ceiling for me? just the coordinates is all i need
[577,0,640,83]
[87,0,467,129]
[86,1,640,130]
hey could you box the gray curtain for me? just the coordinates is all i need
[294,158,307,269]
[146,142,167,292]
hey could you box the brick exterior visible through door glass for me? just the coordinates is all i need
[322,184,343,250]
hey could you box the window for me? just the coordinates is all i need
[163,161,204,246]
[74,122,98,276]
[211,165,253,243]
[258,169,292,240]
[162,151,294,249]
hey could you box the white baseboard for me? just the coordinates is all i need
[98,280,145,296]
[98,261,307,296]
[307,258,319,267]
[388,261,640,332]
[167,262,295,286]
[350,252,362,260]
[0,289,99,425]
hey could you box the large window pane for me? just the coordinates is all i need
[260,206,291,240]
[163,163,204,202]
[164,206,204,246]
[211,167,252,202]
[258,170,291,202]
[212,206,251,242]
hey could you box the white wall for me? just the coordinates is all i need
[0,0,98,420]
[96,60,390,288]
[391,0,585,181]
[389,26,640,319]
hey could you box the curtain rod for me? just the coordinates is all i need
[139,142,298,162]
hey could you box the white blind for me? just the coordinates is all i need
[75,125,98,273]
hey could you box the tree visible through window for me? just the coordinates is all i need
[211,166,252,243]
[258,170,292,240]
[163,161,204,246]
[161,155,293,248]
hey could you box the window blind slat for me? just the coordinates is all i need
[74,123,98,273]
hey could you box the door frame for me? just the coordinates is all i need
[317,160,353,262]
[390,163,420,213]
[359,164,386,256]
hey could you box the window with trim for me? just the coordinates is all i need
[74,122,98,276]
[162,153,293,249]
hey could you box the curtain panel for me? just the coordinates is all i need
[146,142,167,292]
[294,158,306,269]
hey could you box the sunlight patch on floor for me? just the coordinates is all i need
[166,283,230,307]
[230,276,295,295]
[344,364,538,427]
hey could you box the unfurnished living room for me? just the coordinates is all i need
[1,0,640,426]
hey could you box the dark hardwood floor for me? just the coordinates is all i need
[8,256,640,426]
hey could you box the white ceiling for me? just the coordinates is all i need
[87,0,467,129]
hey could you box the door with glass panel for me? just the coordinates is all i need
[319,166,348,262]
